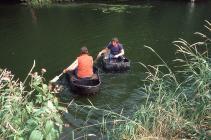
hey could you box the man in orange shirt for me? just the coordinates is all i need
[63,47,93,79]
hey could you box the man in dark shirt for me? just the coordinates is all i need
[96,37,125,60]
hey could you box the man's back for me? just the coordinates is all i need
[77,54,93,78]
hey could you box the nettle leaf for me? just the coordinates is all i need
[35,94,43,104]
[57,106,66,112]
[206,93,211,99]
[46,129,59,140]
[47,101,55,111]
[26,118,38,127]
[53,115,63,124]
[33,86,43,94]
[29,130,43,140]
[45,120,54,135]
[26,105,33,114]
[42,84,48,94]
[16,136,25,140]
[34,108,46,116]
[53,98,58,106]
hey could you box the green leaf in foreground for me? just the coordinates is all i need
[29,130,43,140]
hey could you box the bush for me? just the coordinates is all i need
[0,64,64,139]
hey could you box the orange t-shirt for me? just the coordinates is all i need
[77,54,93,78]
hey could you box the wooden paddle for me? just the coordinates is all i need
[50,59,77,83]
[93,58,98,65]
[94,52,104,64]
[50,72,63,83]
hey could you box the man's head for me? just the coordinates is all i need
[111,37,119,47]
[81,46,88,54]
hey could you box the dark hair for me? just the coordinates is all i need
[112,37,119,43]
[80,46,89,54]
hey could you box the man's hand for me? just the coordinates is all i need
[63,69,67,73]
[114,55,119,58]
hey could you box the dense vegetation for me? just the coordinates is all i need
[0,62,65,139]
[69,21,211,139]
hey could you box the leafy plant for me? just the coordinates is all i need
[0,63,64,139]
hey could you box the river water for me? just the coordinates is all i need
[0,1,210,139]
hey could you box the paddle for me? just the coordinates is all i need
[50,72,63,83]
[50,59,78,83]
[93,58,99,65]
[94,52,104,65]
[50,53,101,84]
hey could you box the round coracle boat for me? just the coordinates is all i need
[69,67,101,95]
[102,57,130,72]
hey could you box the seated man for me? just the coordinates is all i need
[63,47,93,79]
[96,37,125,61]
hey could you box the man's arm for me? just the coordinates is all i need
[64,59,78,73]
[95,42,112,61]
[97,48,108,57]
[114,49,124,58]
[95,48,109,61]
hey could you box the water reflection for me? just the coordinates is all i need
[187,1,195,25]
[30,8,37,24]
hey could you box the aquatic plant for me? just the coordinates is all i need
[21,0,52,7]
[68,20,211,139]
[93,4,153,14]
[92,4,128,13]
[0,62,64,139]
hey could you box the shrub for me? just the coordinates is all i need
[0,63,64,139]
